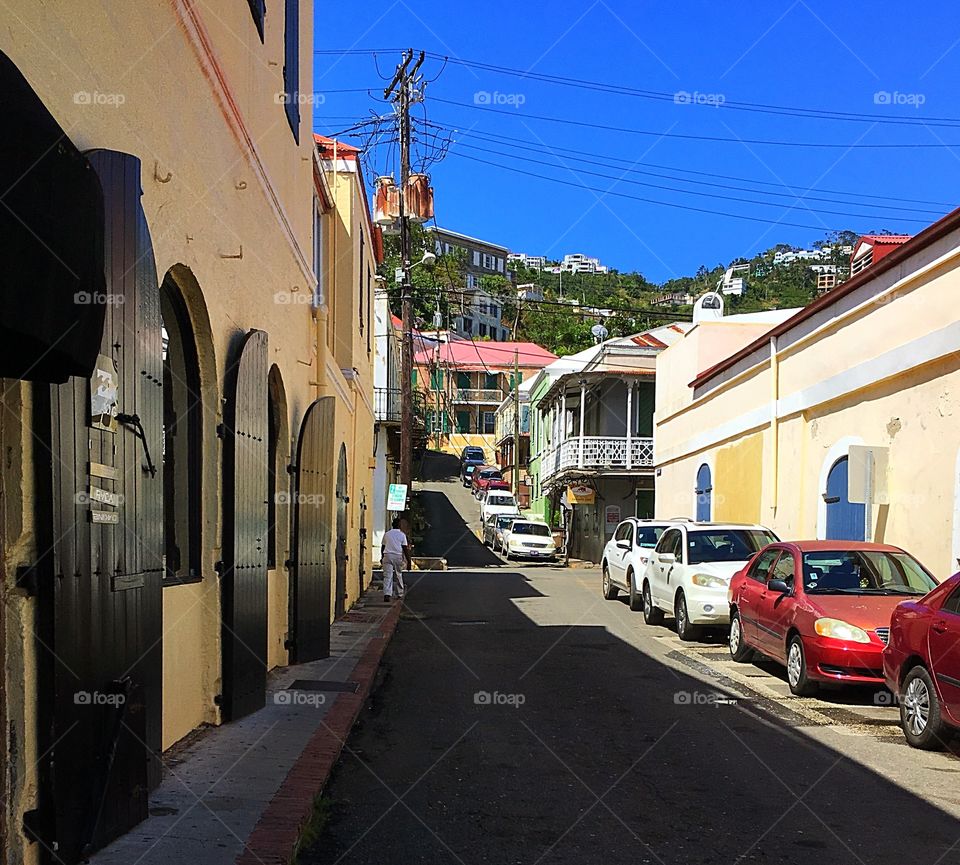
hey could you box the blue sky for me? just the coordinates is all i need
[313,1,960,283]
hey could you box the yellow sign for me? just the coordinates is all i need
[566,484,595,505]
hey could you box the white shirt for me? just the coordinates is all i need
[382,528,409,557]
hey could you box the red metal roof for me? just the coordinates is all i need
[414,340,557,370]
[313,132,360,158]
[691,206,960,389]
[632,332,668,349]
[857,234,913,245]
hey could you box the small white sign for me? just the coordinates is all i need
[387,483,408,511]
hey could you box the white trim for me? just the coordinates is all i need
[816,436,863,540]
[658,319,960,467]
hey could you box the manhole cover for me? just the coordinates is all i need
[287,680,359,693]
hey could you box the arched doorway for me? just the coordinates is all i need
[335,444,349,617]
[695,463,713,521]
[160,274,203,581]
[824,456,865,541]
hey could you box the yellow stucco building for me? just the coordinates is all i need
[655,210,960,580]
[0,5,377,862]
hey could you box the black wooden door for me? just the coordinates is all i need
[35,150,163,863]
[289,397,334,662]
[334,445,348,618]
[221,329,269,721]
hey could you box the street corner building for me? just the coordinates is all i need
[0,5,380,863]
[653,214,960,578]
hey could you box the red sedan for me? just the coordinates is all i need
[727,541,937,696]
[883,571,960,749]
[472,466,509,498]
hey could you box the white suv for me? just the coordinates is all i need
[480,491,521,524]
[601,519,676,610]
[641,523,778,640]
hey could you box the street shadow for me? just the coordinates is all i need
[301,569,960,865]
[415,489,502,567]
[417,449,461,483]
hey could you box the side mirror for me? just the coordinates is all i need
[767,579,790,594]
[616,540,631,550]
[658,552,676,565]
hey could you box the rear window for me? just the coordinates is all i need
[496,516,515,528]
[687,530,777,565]
[802,550,937,595]
[511,522,551,536]
[463,448,484,459]
[479,469,502,479]
[636,526,665,549]
[488,495,516,507]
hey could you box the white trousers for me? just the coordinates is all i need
[382,554,406,598]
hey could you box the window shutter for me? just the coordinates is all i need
[247,0,266,41]
[283,0,300,142]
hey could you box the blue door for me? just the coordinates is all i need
[695,464,712,521]
[825,456,865,540]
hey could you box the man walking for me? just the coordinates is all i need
[381,517,412,602]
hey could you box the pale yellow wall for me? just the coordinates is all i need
[655,228,960,577]
[3,5,320,858]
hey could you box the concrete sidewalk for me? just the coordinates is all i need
[90,584,400,865]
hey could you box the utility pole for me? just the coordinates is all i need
[512,346,521,496]
[385,49,425,489]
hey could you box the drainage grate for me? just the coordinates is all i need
[449,620,488,626]
[287,679,359,693]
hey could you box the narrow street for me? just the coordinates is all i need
[301,460,960,865]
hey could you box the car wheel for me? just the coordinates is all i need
[642,581,664,625]
[728,608,753,662]
[786,636,818,697]
[901,666,950,750]
[628,571,643,612]
[602,564,619,600]
[674,592,699,642]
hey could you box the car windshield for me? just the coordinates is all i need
[496,517,515,529]
[636,526,665,548]
[511,523,551,536]
[687,529,777,565]
[488,495,516,508]
[464,449,483,459]
[802,551,937,595]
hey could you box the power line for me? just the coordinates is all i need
[442,139,938,224]
[432,96,960,149]
[421,51,960,128]
[446,150,874,232]
[419,120,956,210]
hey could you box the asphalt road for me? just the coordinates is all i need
[301,461,960,865]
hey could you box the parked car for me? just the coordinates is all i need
[728,541,938,697]
[462,464,478,487]
[472,466,509,498]
[483,514,516,551]
[601,519,675,610]
[883,570,960,749]
[480,490,520,524]
[460,446,486,471]
[643,522,778,640]
[504,519,557,562]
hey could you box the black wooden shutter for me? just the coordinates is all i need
[221,329,270,721]
[247,0,266,41]
[283,0,300,141]
[290,397,335,662]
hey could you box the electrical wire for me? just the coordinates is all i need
[418,119,957,209]
[432,96,960,149]
[421,51,960,128]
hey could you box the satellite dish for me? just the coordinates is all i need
[591,324,609,343]
[693,291,724,324]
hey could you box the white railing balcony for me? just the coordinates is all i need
[541,436,654,483]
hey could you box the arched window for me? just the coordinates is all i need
[160,274,202,580]
[695,463,712,521]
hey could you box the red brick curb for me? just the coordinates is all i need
[236,602,402,865]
